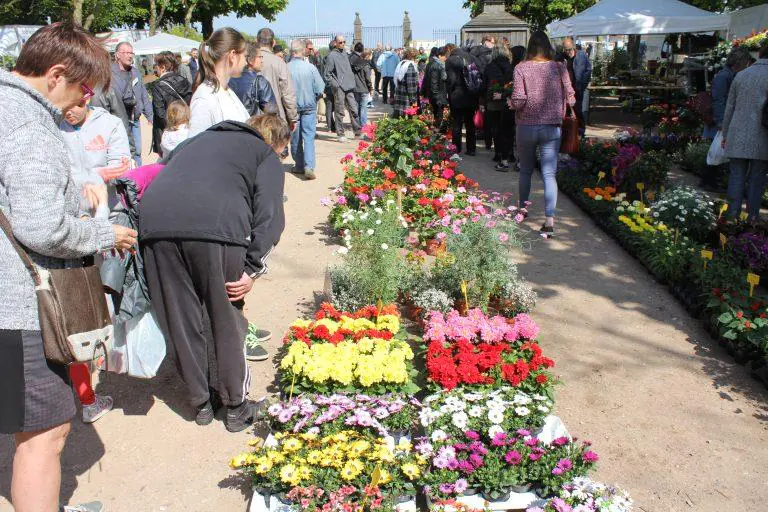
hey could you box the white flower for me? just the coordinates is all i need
[468,406,484,418]
[487,409,504,424]
[537,405,550,413]
[375,219,382,225]
[514,406,530,416]
[360,213,369,220]
[419,409,436,426]
[381,243,389,250]
[445,397,466,412]
[374,207,383,214]
[512,393,532,405]
[451,411,468,429]
[488,425,504,438]
[337,247,349,255]
[463,392,484,402]
[431,429,448,442]
[387,199,395,205]
[439,404,454,415]
[366,229,375,235]
[370,200,378,206]
[532,394,547,401]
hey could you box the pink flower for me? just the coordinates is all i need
[336,196,347,205]
[499,233,509,242]
[320,197,331,207]
[582,450,599,463]
[485,220,497,228]
[452,225,462,235]
[505,450,522,465]
[465,430,480,440]
[356,193,370,203]
[514,213,525,223]
[436,231,447,240]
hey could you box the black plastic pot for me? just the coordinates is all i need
[481,489,512,502]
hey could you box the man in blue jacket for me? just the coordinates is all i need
[111,42,152,166]
[288,40,325,180]
[230,42,278,116]
[562,38,592,133]
[376,46,400,104]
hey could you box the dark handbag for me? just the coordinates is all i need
[762,93,768,130]
[0,210,112,365]
[561,104,580,155]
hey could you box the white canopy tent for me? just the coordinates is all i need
[131,33,199,55]
[547,0,730,37]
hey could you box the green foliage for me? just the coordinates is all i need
[605,48,630,77]
[0,0,147,32]
[621,150,668,194]
[463,0,597,30]
[166,23,203,41]
[679,142,710,174]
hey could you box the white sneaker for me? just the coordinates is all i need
[63,502,104,512]
[82,395,113,424]
[338,136,348,143]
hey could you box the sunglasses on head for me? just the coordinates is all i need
[80,83,95,100]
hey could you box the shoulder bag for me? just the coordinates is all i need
[0,210,113,365]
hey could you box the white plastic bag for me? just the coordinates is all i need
[125,309,166,379]
[707,130,729,166]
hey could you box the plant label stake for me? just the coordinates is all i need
[717,204,728,220]
[674,229,679,245]
[596,171,606,186]
[636,182,645,203]
[740,212,749,221]
[747,273,760,298]
[701,249,713,269]
[720,233,727,250]
[362,464,382,509]
[288,371,297,402]
[460,280,469,313]
[610,166,617,178]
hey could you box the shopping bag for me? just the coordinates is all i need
[560,106,580,155]
[317,98,326,117]
[473,109,484,130]
[125,309,166,379]
[707,131,729,166]
[106,316,129,374]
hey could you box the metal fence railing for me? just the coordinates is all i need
[278,32,354,51]
[432,29,461,46]
[362,26,403,49]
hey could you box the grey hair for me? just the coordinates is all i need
[115,41,132,52]
[333,34,345,43]
[726,46,752,69]
[256,27,275,48]
[291,39,306,56]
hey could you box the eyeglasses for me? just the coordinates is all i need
[80,83,95,100]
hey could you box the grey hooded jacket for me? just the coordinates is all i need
[324,48,357,92]
[0,69,116,330]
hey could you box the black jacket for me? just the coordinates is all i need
[484,56,514,104]
[349,52,372,94]
[446,49,479,109]
[151,72,192,154]
[140,121,286,277]
[244,74,278,116]
[425,58,448,106]
[470,45,493,73]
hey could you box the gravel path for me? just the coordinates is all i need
[2,109,767,511]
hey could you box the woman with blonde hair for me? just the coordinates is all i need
[189,27,249,136]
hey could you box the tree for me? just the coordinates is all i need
[194,0,288,38]
[463,0,766,31]
[0,0,146,32]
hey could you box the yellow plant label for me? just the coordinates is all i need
[720,233,727,249]
[718,204,728,220]
[370,465,382,488]
[636,182,645,191]
[747,273,760,297]
[598,171,606,179]
[701,250,713,260]
[610,167,617,177]
[740,212,749,221]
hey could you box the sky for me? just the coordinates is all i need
[214,0,472,42]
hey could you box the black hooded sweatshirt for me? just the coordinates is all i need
[139,121,285,277]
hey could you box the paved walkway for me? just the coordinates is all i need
[2,106,767,512]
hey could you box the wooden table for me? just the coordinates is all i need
[585,85,686,124]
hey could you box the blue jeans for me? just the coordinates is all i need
[727,158,768,221]
[130,120,142,166]
[517,124,562,218]
[291,108,318,172]
[356,93,369,127]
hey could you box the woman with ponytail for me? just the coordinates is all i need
[188,27,249,136]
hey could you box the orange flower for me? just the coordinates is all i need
[455,174,467,182]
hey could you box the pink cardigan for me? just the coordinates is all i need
[509,61,575,126]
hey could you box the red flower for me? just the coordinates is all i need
[383,169,396,180]
[418,197,430,207]
[745,320,752,329]
[737,311,744,319]
[312,324,331,340]
[536,374,549,384]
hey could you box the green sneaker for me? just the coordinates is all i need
[245,324,270,361]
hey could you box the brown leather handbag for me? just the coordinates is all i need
[0,210,113,365]
[561,104,580,155]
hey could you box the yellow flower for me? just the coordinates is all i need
[401,462,421,480]
[290,318,313,329]
[376,314,400,333]
[282,437,303,453]
[297,465,312,481]
[314,317,340,334]
[378,468,393,484]
[229,453,249,469]
[306,450,323,465]
[396,438,412,452]
[341,459,365,480]
[247,438,264,448]
[349,440,371,456]
[279,464,301,486]
[254,457,273,475]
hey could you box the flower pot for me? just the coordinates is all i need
[390,430,411,444]
[272,492,292,505]
[394,495,412,504]
[510,483,534,494]
[535,486,553,498]
[481,489,512,502]
[460,487,480,496]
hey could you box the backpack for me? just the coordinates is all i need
[462,58,484,95]
[762,92,768,130]
[420,62,432,97]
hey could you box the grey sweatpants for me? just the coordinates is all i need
[143,240,250,408]
[332,87,361,137]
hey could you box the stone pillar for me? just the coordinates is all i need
[354,12,362,46]
[402,11,412,48]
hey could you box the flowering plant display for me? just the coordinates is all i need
[267,394,418,438]
[416,430,598,500]
[411,288,454,317]
[280,336,417,395]
[285,303,400,347]
[231,430,427,507]
[610,144,642,187]
[729,231,768,274]
[527,477,633,512]
[426,335,555,393]
[424,309,540,345]
[494,279,538,317]
[708,289,768,352]
[649,186,716,243]
[582,187,616,202]
[420,387,553,440]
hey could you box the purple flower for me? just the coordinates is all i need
[438,483,454,494]
[415,440,434,456]
[524,438,540,447]
[552,436,569,447]
[469,441,488,456]
[557,458,573,471]
[336,196,347,205]
[491,432,509,447]
[458,460,475,474]
[356,192,370,203]
[529,453,542,461]
[447,458,460,471]
[277,410,293,423]
[551,498,572,512]
[469,453,484,468]
[454,478,468,494]
[504,450,522,465]
[516,429,531,438]
[551,466,565,476]
[372,188,385,198]
[465,430,480,441]
[582,450,599,463]
[433,455,450,469]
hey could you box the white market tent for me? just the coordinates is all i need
[547,0,731,37]
[131,33,199,55]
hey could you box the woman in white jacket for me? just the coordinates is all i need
[189,28,250,136]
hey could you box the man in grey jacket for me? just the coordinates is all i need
[256,28,298,130]
[324,34,361,142]
[111,42,152,166]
